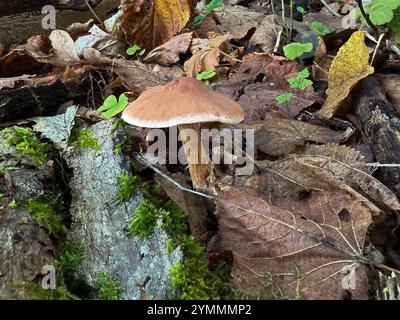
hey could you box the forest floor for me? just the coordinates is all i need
[1,0,400,300]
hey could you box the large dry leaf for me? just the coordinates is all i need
[25,30,81,67]
[214,5,265,39]
[217,53,317,120]
[248,15,281,54]
[184,34,232,78]
[144,32,193,66]
[249,119,354,156]
[319,31,375,118]
[255,144,400,215]
[216,187,371,300]
[120,0,195,51]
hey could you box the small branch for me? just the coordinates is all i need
[273,30,283,54]
[370,33,385,65]
[319,0,341,17]
[367,163,400,168]
[134,153,215,199]
[356,0,378,33]
[85,0,103,25]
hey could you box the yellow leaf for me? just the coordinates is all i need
[120,0,195,51]
[318,31,374,118]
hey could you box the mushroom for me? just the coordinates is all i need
[122,77,244,190]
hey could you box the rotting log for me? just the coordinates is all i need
[354,75,400,199]
[0,72,105,123]
[0,0,119,46]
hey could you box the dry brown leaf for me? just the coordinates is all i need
[318,31,375,118]
[248,15,281,54]
[216,187,371,300]
[250,119,354,156]
[214,5,265,39]
[217,53,317,120]
[144,32,193,66]
[184,34,232,78]
[34,30,81,67]
[119,0,195,51]
[112,59,181,90]
[255,144,400,215]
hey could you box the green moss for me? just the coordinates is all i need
[8,199,18,209]
[56,242,85,275]
[1,126,50,165]
[161,202,234,300]
[114,143,123,155]
[110,118,124,133]
[70,128,102,151]
[27,199,67,237]
[127,199,162,239]
[19,282,73,300]
[168,235,234,300]
[115,172,149,202]
[97,272,121,300]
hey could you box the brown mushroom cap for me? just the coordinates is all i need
[122,77,244,128]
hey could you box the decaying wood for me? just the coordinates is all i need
[354,75,400,199]
[0,0,119,46]
[0,72,104,123]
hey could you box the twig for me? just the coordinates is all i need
[371,33,385,65]
[319,0,341,17]
[387,40,400,58]
[273,30,283,54]
[85,0,103,25]
[367,163,400,168]
[134,153,215,199]
[356,0,378,33]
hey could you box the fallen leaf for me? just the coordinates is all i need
[214,5,265,39]
[255,144,400,215]
[248,15,281,53]
[318,31,375,118]
[144,32,193,66]
[250,119,354,156]
[31,105,78,150]
[184,33,232,78]
[217,53,317,120]
[216,187,371,300]
[119,0,195,51]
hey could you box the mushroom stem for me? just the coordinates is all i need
[178,123,211,190]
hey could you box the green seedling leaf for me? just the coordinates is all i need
[283,42,313,60]
[193,15,206,27]
[196,70,217,81]
[276,92,293,104]
[297,6,306,14]
[98,94,129,119]
[310,21,332,36]
[288,68,313,90]
[366,0,400,25]
[206,0,223,12]
[126,44,143,56]
[389,11,400,40]
[97,95,118,113]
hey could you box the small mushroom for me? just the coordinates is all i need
[122,77,244,190]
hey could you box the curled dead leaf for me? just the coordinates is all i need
[184,33,232,78]
[119,0,195,51]
[144,32,193,66]
[318,31,375,119]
